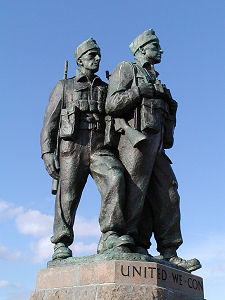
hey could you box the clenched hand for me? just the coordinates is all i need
[43,153,59,180]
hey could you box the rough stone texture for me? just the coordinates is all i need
[30,284,203,300]
[31,286,97,300]
[97,284,169,300]
[79,260,116,285]
[36,266,78,289]
[31,260,204,300]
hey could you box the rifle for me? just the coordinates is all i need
[51,60,68,195]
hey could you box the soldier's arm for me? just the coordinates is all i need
[40,80,63,157]
[105,61,141,117]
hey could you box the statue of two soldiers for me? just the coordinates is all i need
[41,30,201,272]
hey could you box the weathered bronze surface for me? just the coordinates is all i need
[41,31,201,272]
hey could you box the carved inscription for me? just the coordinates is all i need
[120,264,203,293]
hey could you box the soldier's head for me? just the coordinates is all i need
[74,38,101,73]
[129,29,163,65]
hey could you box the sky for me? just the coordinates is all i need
[0,0,225,299]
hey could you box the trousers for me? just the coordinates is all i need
[118,126,183,252]
[51,129,126,246]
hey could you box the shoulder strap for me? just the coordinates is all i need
[126,62,140,131]
[126,62,138,87]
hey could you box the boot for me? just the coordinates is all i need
[167,256,201,272]
[97,231,134,254]
[155,247,201,272]
[52,242,72,260]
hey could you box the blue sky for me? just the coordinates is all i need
[1,0,224,299]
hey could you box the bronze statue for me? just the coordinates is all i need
[41,38,134,260]
[105,29,201,272]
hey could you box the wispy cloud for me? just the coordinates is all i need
[0,245,23,263]
[71,241,98,255]
[0,200,23,220]
[179,234,225,277]
[0,200,100,263]
[31,236,53,264]
[0,280,20,289]
[74,216,100,238]
[15,210,53,238]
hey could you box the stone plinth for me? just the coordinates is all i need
[31,260,204,300]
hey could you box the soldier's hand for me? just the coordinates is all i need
[43,153,59,180]
[139,83,154,98]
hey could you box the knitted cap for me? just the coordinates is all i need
[74,38,100,61]
[129,29,158,55]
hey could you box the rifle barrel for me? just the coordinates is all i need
[64,60,68,80]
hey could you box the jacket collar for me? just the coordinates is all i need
[75,69,102,83]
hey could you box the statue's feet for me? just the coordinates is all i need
[52,243,72,260]
[134,246,151,256]
[168,256,201,272]
[98,232,135,254]
[154,254,201,272]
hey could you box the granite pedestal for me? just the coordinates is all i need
[31,260,204,300]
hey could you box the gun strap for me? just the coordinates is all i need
[55,80,65,158]
[129,63,141,131]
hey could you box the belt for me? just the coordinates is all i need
[79,120,105,131]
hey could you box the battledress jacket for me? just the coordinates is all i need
[105,61,177,149]
[41,70,107,157]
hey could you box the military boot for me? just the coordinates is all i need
[97,231,135,254]
[167,255,201,272]
[52,243,72,260]
[155,247,201,272]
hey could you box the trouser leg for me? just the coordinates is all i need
[118,132,161,242]
[140,152,183,253]
[90,150,126,235]
[51,136,90,246]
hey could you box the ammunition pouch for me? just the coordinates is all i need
[104,116,120,148]
[59,105,77,138]
[141,98,168,134]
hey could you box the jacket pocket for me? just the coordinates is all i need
[60,105,77,138]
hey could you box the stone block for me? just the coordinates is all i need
[31,260,205,300]
[97,285,168,300]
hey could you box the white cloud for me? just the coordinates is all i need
[0,200,101,264]
[0,280,11,288]
[179,234,225,276]
[71,241,98,256]
[0,200,23,220]
[0,280,21,289]
[74,216,100,237]
[31,236,53,264]
[0,201,10,212]
[0,245,23,263]
[15,210,53,238]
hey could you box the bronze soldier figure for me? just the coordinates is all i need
[41,38,133,260]
[105,29,201,272]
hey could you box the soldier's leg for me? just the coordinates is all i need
[90,149,134,252]
[149,152,183,254]
[118,132,161,245]
[51,134,90,258]
[147,152,201,271]
[90,150,126,234]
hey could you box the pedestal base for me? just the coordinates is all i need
[31,260,204,300]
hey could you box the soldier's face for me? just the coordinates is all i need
[142,39,163,64]
[79,49,101,72]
